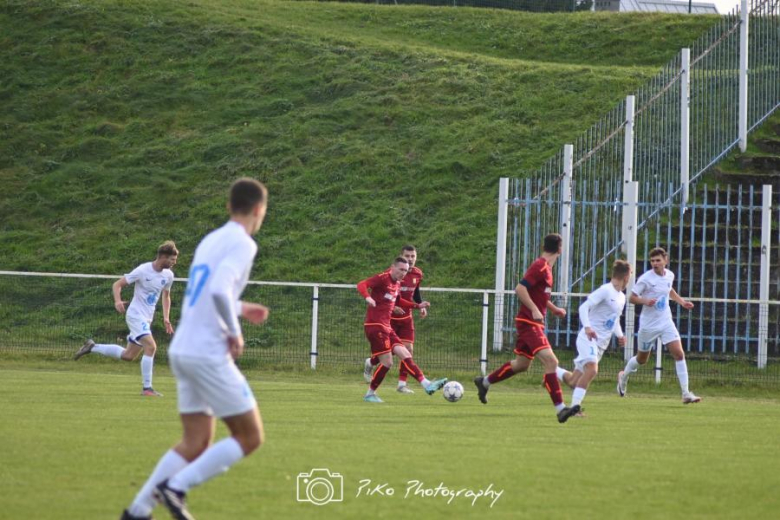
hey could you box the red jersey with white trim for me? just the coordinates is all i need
[516,257,554,322]
[358,272,402,329]
[391,266,423,322]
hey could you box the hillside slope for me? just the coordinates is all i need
[0,0,718,287]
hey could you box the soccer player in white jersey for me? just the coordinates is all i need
[120,178,269,520]
[74,241,178,397]
[617,247,702,404]
[556,260,630,414]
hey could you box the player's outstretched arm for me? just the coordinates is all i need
[670,288,694,309]
[241,302,269,325]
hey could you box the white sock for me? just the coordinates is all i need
[397,381,407,388]
[365,388,376,396]
[555,367,569,382]
[141,355,154,388]
[572,387,587,407]
[482,377,491,388]
[624,356,641,375]
[555,403,565,412]
[168,437,245,493]
[420,377,431,388]
[127,449,188,517]
[675,360,690,394]
[92,344,124,359]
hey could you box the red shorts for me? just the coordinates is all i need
[514,319,551,359]
[390,317,414,344]
[364,325,404,357]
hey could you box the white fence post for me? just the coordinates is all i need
[681,48,691,208]
[758,185,772,368]
[310,285,319,369]
[739,0,749,152]
[481,291,489,376]
[623,182,639,362]
[623,95,635,186]
[655,339,663,384]
[493,178,509,352]
[558,144,574,308]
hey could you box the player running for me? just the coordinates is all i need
[74,241,178,396]
[358,257,447,403]
[617,247,701,404]
[473,233,579,423]
[556,260,631,415]
[121,178,270,520]
[363,245,428,394]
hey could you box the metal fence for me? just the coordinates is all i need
[1,270,779,384]
[495,0,780,378]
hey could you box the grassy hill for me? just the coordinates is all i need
[0,0,719,287]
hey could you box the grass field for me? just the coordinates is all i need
[2,360,778,519]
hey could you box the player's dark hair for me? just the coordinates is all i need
[649,247,668,259]
[394,257,409,265]
[612,259,631,278]
[157,240,179,258]
[230,178,267,215]
[401,245,416,253]
[543,233,563,254]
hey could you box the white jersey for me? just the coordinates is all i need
[169,221,257,359]
[577,282,626,348]
[632,268,675,330]
[124,262,174,323]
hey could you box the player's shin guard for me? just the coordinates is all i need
[370,364,390,391]
[400,358,424,383]
[543,373,564,406]
[487,362,516,385]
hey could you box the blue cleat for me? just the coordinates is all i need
[363,394,384,403]
[424,378,448,395]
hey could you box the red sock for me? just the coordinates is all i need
[487,362,516,384]
[370,364,390,391]
[400,358,424,383]
[398,362,409,383]
[543,372,564,406]
[370,356,380,366]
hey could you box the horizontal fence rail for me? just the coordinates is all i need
[1,271,779,384]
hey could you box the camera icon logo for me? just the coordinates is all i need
[296,468,344,506]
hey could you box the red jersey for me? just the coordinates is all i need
[357,272,417,329]
[391,266,423,323]
[516,257,554,323]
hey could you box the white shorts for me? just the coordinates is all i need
[170,355,257,418]
[637,323,681,352]
[126,314,152,345]
[573,334,607,372]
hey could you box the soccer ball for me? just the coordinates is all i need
[442,381,464,403]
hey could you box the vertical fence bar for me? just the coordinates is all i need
[310,285,319,369]
[559,144,574,308]
[739,0,749,152]
[481,291,489,376]
[758,185,772,368]
[655,338,663,384]
[623,181,639,361]
[681,48,691,208]
[621,95,636,257]
[493,178,509,352]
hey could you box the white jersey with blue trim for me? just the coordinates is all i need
[124,262,174,323]
[577,282,626,347]
[632,268,675,330]
[170,221,257,359]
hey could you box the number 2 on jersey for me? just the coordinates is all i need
[185,264,210,307]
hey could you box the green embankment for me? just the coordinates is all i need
[0,0,719,286]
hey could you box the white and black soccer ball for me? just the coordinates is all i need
[442,381,464,403]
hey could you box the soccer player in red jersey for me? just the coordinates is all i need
[357,257,447,403]
[363,245,428,394]
[474,233,580,423]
